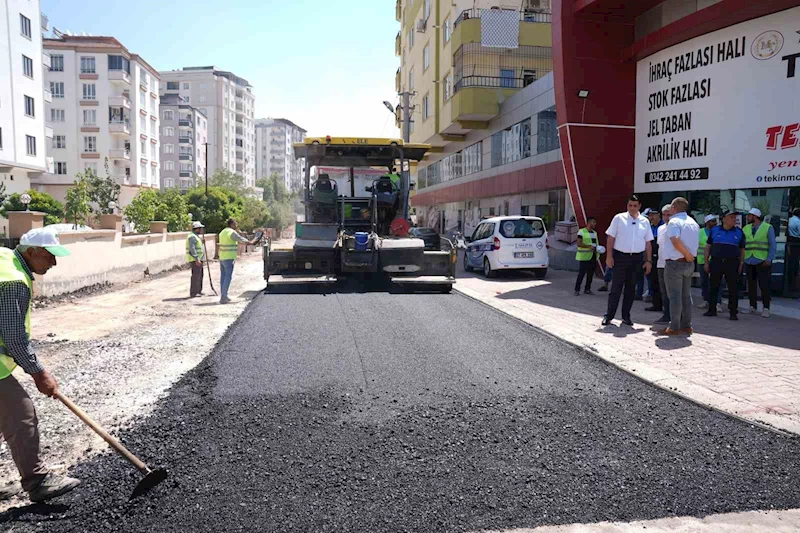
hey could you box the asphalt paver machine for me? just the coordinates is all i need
[263,137,456,292]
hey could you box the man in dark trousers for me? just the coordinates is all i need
[602,195,654,326]
[574,216,598,296]
[186,221,205,298]
[704,210,746,320]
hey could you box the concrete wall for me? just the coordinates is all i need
[33,229,217,297]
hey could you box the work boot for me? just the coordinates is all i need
[654,316,670,324]
[27,473,81,503]
[0,481,21,501]
[703,310,717,317]
[697,301,709,310]
[584,289,594,295]
[598,284,608,292]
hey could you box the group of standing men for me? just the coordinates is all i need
[575,195,777,333]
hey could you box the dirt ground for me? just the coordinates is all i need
[0,250,266,511]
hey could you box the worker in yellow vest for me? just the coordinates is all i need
[218,218,255,304]
[186,221,206,297]
[696,214,722,312]
[743,208,776,317]
[0,228,80,502]
[574,216,600,296]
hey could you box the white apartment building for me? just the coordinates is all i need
[159,93,207,193]
[35,35,160,208]
[255,118,306,192]
[0,0,51,235]
[159,67,256,189]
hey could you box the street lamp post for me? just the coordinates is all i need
[20,193,31,212]
[108,201,117,214]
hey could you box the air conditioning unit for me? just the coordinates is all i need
[416,19,426,33]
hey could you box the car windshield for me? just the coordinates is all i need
[416,228,437,235]
[499,219,545,239]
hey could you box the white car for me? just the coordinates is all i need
[463,216,549,278]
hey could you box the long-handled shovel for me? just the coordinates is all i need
[55,391,167,500]
[201,234,218,296]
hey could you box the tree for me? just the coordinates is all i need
[123,189,160,233]
[1,190,64,226]
[0,181,7,208]
[185,186,245,234]
[239,196,270,232]
[87,159,121,216]
[255,177,275,204]
[154,188,191,232]
[265,200,295,231]
[209,169,251,196]
[64,177,92,229]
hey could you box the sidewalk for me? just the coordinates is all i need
[454,257,800,434]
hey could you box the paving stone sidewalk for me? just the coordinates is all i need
[454,262,800,435]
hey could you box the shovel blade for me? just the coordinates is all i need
[130,468,168,500]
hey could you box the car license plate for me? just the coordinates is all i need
[514,252,535,258]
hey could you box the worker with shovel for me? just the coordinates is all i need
[0,227,81,502]
[187,221,206,297]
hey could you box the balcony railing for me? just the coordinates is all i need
[179,171,192,178]
[454,8,551,27]
[179,154,193,161]
[109,148,131,159]
[179,136,193,144]
[108,69,131,84]
[178,119,192,127]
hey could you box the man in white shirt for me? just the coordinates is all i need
[654,205,673,325]
[602,195,654,326]
[659,196,700,335]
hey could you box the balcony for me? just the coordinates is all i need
[41,13,49,31]
[110,171,131,184]
[395,32,401,56]
[44,89,52,103]
[109,95,131,109]
[42,52,50,69]
[108,69,131,85]
[395,68,401,93]
[109,148,131,160]
[109,120,131,135]
[45,126,53,139]
[178,118,192,127]
[179,136,193,144]
[179,171,192,178]
[179,153,193,161]
[453,8,552,28]
[395,0,401,22]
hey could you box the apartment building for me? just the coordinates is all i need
[0,0,51,235]
[35,35,160,208]
[159,93,207,193]
[159,67,256,189]
[255,118,306,192]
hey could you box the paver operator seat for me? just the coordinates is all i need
[311,174,338,223]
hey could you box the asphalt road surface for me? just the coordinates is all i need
[4,284,800,532]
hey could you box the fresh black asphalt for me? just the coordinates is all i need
[3,286,800,532]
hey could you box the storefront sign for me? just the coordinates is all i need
[635,7,800,192]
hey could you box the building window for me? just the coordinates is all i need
[20,14,32,38]
[53,135,66,149]
[199,83,207,89]
[165,177,174,188]
[443,16,451,43]
[151,144,157,158]
[183,96,190,103]
[463,141,482,175]
[82,109,96,126]
[22,55,33,78]
[140,163,147,180]
[183,83,190,90]
[165,161,174,171]
[108,55,130,73]
[443,74,452,101]
[0,128,3,150]
[523,69,537,87]
[409,69,415,91]
[54,162,67,175]
[408,28,414,49]
[150,121,156,136]
[140,139,146,154]
[85,162,98,174]
[50,55,64,72]
[83,136,97,153]
[139,91,146,107]
[24,95,34,117]
[50,81,64,98]
[500,69,515,88]
[164,144,174,154]
[491,118,532,167]
[423,44,430,71]
[163,126,174,136]
[422,94,430,120]
[536,106,559,154]
[80,57,96,74]
[166,81,179,91]
[50,109,65,122]
[199,95,206,103]
[163,110,174,121]
[25,135,36,156]
[82,84,96,100]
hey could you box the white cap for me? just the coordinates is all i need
[192,221,205,229]
[642,208,653,216]
[19,227,71,257]
[748,208,762,218]
[704,214,717,224]
[661,204,671,214]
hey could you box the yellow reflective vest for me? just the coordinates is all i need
[186,233,205,263]
[743,223,770,261]
[575,228,597,262]
[697,228,709,265]
[219,227,239,261]
[0,248,32,380]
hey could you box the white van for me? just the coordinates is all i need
[463,216,549,278]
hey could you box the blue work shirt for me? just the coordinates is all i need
[790,215,800,238]
[707,225,745,260]
[651,220,663,239]
[744,222,777,265]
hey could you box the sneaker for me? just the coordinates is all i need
[601,316,611,326]
[657,328,683,336]
[750,307,758,314]
[621,318,634,326]
[716,303,725,314]
[703,310,717,317]
[574,291,580,296]
[654,316,670,324]
[584,289,595,295]
[27,473,80,503]
[644,295,653,303]
[762,308,771,318]
[644,306,662,312]
[697,302,709,310]
[0,481,21,501]
[730,314,739,321]
[220,297,232,304]
[598,285,608,292]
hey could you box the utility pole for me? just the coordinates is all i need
[397,91,415,143]
[204,142,210,196]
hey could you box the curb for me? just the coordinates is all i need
[452,286,799,439]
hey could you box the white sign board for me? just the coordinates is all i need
[635,7,800,192]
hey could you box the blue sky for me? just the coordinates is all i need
[42,0,401,138]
